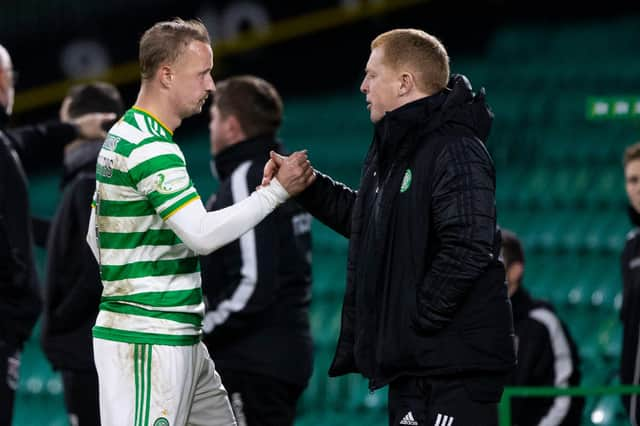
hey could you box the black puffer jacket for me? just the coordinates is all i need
[297,75,516,390]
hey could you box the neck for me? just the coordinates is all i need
[0,106,8,128]
[397,90,430,109]
[135,84,180,132]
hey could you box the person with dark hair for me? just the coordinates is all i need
[501,229,583,426]
[620,142,640,424]
[201,75,313,426]
[0,44,115,426]
[263,29,515,426]
[40,82,124,426]
[86,19,313,426]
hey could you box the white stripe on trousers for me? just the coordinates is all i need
[435,414,454,426]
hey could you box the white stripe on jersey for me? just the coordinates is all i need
[97,215,164,234]
[128,141,185,170]
[97,182,145,201]
[101,272,202,298]
[110,120,151,144]
[95,310,202,336]
[99,243,193,266]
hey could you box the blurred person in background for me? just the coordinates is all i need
[86,18,313,426]
[501,229,583,426]
[0,43,114,425]
[40,82,125,426]
[263,29,515,426]
[620,142,640,425]
[201,75,313,426]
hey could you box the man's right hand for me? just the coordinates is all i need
[71,112,117,140]
[266,150,315,196]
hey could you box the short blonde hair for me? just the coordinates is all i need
[624,142,640,168]
[139,18,210,81]
[371,29,449,95]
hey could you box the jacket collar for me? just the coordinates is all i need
[373,92,446,159]
[509,286,533,322]
[371,74,494,169]
[62,140,102,187]
[629,205,640,227]
[213,135,281,180]
[0,108,8,129]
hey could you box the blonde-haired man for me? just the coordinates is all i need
[87,18,314,426]
[264,28,515,425]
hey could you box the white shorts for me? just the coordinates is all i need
[93,339,237,426]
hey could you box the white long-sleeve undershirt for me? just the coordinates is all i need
[86,178,289,259]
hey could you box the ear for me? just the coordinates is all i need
[507,261,524,286]
[398,72,415,96]
[59,97,72,122]
[0,70,7,105]
[159,65,173,88]
[225,114,246,143]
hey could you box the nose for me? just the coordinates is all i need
[360,77,367,94]
[206,73,216,92]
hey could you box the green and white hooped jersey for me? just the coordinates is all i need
[92,106,203,346]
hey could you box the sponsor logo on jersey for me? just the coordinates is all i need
[155,170,189,194]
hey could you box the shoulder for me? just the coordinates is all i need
[439,135,491,162]
[109,113,177,161]
[427,136,494,183]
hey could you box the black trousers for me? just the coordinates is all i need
[388,375,504,426]
[62,369,101,426]
[219,370,305,426]
[0,341,20,426]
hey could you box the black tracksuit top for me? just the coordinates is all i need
[201,136,313,387]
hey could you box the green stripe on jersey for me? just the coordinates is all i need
[129,154,185,185]
[102,288,202,307]
[96,168,135,188]
[99,301,202,326]
[100,257,199,281]
[99,199,156,217]
[115,136,156,158]
[147,183,195,212]
[93,326,200,346]
[158,191,200,219]
[99,230,182,249]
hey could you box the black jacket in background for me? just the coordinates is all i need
[0,121,38,348]
[620,205,640,422]
[296,75,516,391]
[509,287,583,426]
[0,111,79,349]
[201,136,313,387]
[40,141,102,371]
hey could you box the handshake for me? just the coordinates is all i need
[260,150,316,196]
